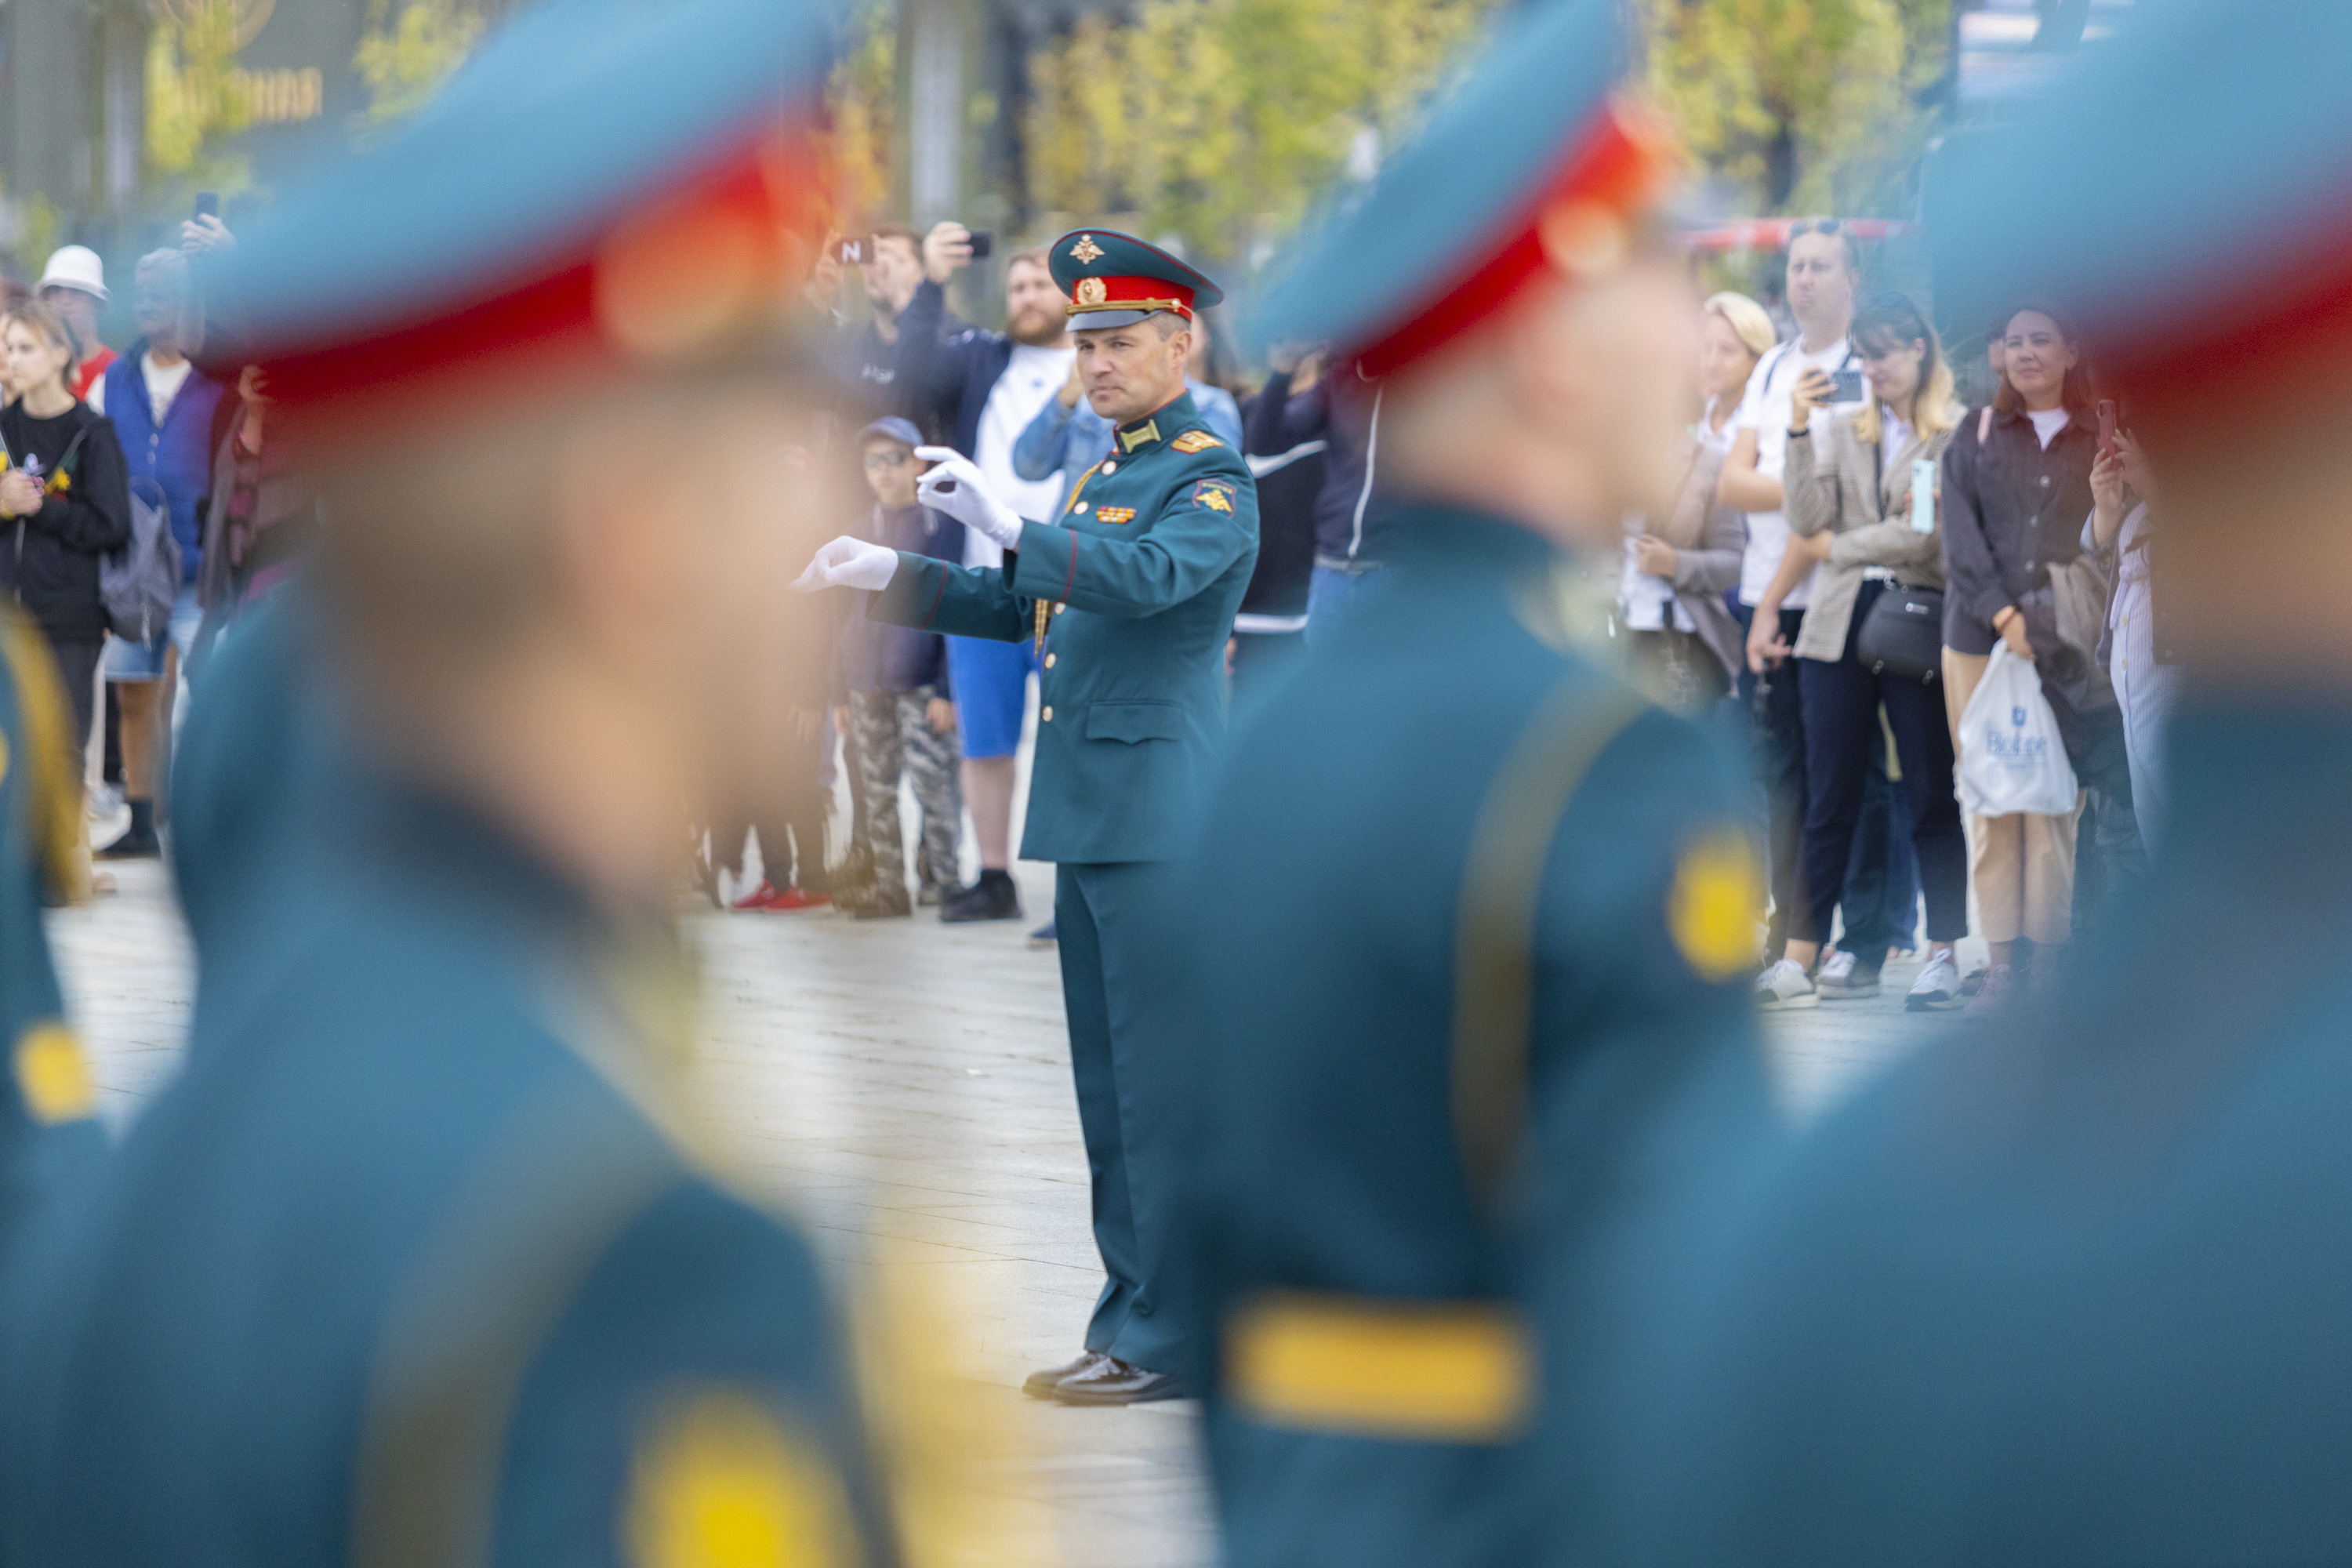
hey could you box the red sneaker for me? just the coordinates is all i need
[729,878,781,911]
[766,885,833,911]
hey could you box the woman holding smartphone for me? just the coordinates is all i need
[1939,305,2097,1011]
[1746,293,1965,1011]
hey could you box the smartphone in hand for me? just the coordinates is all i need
[1826,367,1865,403]
[1910,458,1936,535]
[2096,399,2118,461]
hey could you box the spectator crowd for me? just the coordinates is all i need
[1615,220,2166,1014]
[2,207,2169,1003]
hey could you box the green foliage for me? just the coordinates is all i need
[825,0,899,224]
[1025,0,1503,263]
[147,0,253,192]
[355,0,487,124]
[1645,0,1951,216]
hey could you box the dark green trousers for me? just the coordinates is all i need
[1054,859,1191,1374]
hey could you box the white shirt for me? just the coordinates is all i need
[142,352,194,425]
[2027,405,2071,448]
[1879,405,1913,462]
[969,342,1077,569]
[1733,336,1864,608]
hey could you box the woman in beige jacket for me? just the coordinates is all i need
[1745,294,1968,1012]
[1618,292,1773,712]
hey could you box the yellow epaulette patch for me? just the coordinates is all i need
[15,1022,96,1124]
[625,1388,854,1568]
[1668,829,1765,982]
[1170,430,1224,453]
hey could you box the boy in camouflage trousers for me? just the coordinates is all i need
[833,419,965,918]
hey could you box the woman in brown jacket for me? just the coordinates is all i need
[1747,293,1966,1011]
[1619,292,1773,711]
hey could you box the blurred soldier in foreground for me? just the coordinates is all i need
[1564,4,2352,1563]
[0,610,104,1265]
[797,234,1258,1406]
[1171,3,1776,1563]
[0,1,909,1562]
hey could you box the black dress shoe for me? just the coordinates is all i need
[1022,1352,1108,1399]
[1051,1356,1187,1406]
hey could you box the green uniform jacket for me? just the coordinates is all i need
[0,616,900,1568]
[1174,506,1777,1568]
[870,389,1258,864]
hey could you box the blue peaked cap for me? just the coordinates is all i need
[212,0,835,357]
[1251,0,1628,358]
[1930,0,2352,355]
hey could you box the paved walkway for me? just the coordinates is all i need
[46,855,1971,1566]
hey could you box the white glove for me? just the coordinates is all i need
[792,535,900,593]
[914,445,1025,550]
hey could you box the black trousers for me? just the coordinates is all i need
[1795,581,1968,946]
[1735,604,1810,957]
[48,635,103,759]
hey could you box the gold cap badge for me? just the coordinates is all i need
[1075,277,1107,306]
[1069,234,1105,265]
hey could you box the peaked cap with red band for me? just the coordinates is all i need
[201,0,835,419]
[1048,230,1225,333]
[1252,0,1677,381]
[1928,0,2352,413]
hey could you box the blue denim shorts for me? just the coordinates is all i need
[102,584,202,680]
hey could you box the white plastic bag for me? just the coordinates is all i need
[1958,644,2079,817]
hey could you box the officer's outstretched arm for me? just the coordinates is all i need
[867,554,1030,642]
[1004,476,1257,619]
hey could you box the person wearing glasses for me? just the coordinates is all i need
[1751,292,1967,1011]
[828,418,965,918]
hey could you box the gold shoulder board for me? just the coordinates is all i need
[1171,430,1224,453]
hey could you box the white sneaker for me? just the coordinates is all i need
[1907,950,1962,1011]
[1754,956,1819,1011]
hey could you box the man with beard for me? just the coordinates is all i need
[897,230,1076,925]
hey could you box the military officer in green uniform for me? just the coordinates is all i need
[1164,3,1779,1563]
[0,2,925,1563]
[796,231,1259,1405]
[0,608,104,1265]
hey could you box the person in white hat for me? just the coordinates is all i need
[36,246,115,410]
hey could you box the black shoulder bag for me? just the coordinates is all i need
[1853,422,1947,684]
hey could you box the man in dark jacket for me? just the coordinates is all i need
[1231,347,1328,711]
[895,224,1076,926]
[1247,349,1387,635]
[98,249,227,859]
